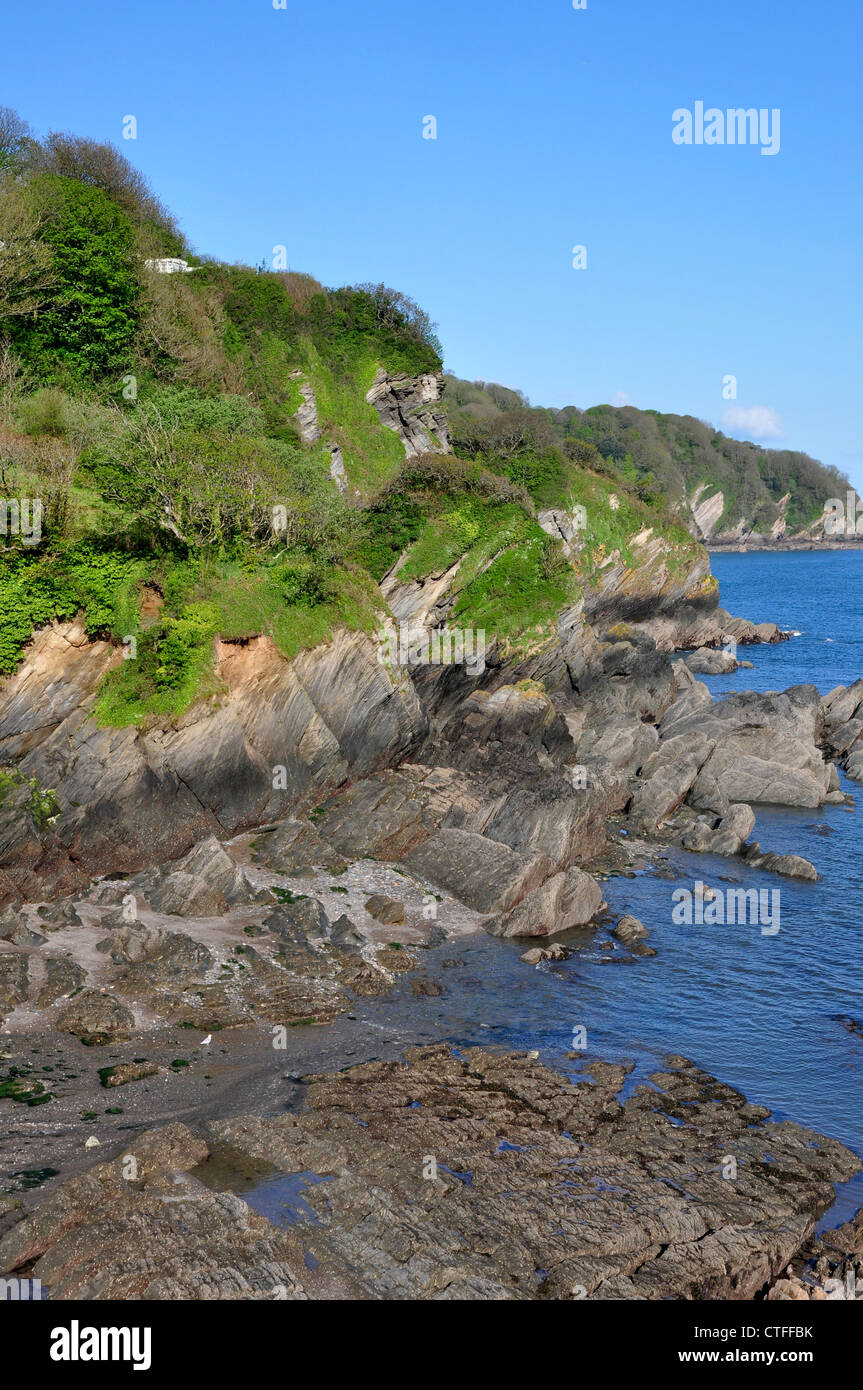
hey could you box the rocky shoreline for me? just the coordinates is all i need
[708,540,863,553]
[1,1046,858,1300]
[2,564,863,1300]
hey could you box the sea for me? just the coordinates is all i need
[347,550,863,1228]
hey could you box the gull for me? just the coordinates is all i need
[201,1035,212,1047]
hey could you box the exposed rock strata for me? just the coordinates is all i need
[0,1047,856,1301]
[365,369,450,458]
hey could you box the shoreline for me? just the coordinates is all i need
[708,540,863,553]
[2,594,862,1301]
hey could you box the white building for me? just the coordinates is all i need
[143,257,197,275]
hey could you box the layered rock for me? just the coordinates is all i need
[365,369,450,457]
[0,624,425,903]
[0,1047,856,1301]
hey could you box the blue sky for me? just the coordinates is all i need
[3,0,861,486]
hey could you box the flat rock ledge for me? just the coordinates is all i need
[0,1046,856,1301]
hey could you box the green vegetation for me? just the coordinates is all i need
[0,103,741,723]
[0,1068,54,1106]
[446,377,846,535]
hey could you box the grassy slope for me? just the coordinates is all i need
[446,376,846,534]
[0,154,708,726]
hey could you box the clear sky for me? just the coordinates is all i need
[3,0,861,486]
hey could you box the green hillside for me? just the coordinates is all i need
[446,377,847,535]
[0,107,705,724]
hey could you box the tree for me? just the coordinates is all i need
[0,176,56,322]
[15,175,140,379]
[0,106,38,172]
[38,131,180,237]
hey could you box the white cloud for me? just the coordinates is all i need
[721,405,784,441]
[611,390,633,408]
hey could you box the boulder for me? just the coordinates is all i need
[264,898,331,947]
[55,989,134,1042]
[36,956,86,1006]
[612,914,649,945]
[364,895,406,925]
[149,872,227,918]
[0,906,46,947]
[685,648,738,675]
[253,818,347,873]
[743,849,818,881]
[404,829,550,915]
[628,733,715,831]
[171,836,248,903]
[0,949,29,1015]
[489,866,603,938]
[711,803,756,853]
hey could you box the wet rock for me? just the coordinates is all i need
[3,1049,857,1302]
[612,914,649,946]
[679,815,715,852]
[711,802,757,854]
[743,849,818,881]
[100,1060,160,1087]
[411,977,443,997]
[520,942,568,964]
[680,803,756,856]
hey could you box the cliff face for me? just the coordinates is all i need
[365,369,450,458]
[0,360,777,903]
[0,510,731,902]
[0,621,426,902]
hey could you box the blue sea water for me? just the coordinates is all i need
[356,551,863,1222]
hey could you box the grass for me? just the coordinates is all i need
[297,340,414,498]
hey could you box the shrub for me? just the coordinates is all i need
[13,175,140,381]
[18,387,71,437]
[0,175,56,323]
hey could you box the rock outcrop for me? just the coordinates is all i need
[0,1047,856,1300]
[0,624,426,903]
[365,369,450,457]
